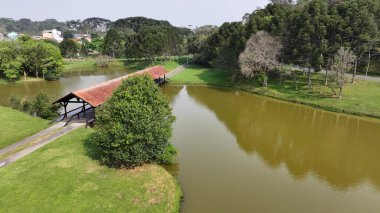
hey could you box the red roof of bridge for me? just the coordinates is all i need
[55,66,168,107]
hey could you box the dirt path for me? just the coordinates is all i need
[166,65,186,78]
[0,122,84,168]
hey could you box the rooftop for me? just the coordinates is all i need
[54,66,169,107]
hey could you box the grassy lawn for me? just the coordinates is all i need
[170,65,230,86]
[0,128,181,212]
[0,106,50,149]
[0,77,44,85]
[63,56,189,73]
[170,65,380,118]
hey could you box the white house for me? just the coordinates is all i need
[42,29,63,43]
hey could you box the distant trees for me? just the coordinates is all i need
[189,0,380,90]
[103,17,190,60]
[90,75,177,168]
[0,38,63,82]
[194,22,246,78]
[239,31,282,86]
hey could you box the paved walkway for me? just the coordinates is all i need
[0,122,84,168]
[166,65,186,78]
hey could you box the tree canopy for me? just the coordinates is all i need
[91,75,177,168]
[0,38,63,81]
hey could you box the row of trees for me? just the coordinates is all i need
[102,17,191,60]
[0,37,63,82]
[187,0,379,98]
[191,0,379,80]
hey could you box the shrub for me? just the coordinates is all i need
[10,92,60,119]
[95,55,111,68]
[10,96,21,110]
[91,75,177,168]
[29,93,60,119]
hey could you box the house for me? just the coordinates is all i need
[42,29,63,43]
[73,34,92,43]
[7,32,18,40]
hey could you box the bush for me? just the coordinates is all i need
[10,96,21,110]
[95,55,111,68]
[91,75,177,168]
[29,93,60,119]
[9,92,60,120]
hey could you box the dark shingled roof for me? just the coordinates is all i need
[54,66,168,107]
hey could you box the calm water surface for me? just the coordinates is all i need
[0,69,131,106]
[163,85,380,213]
[1,71,380,212]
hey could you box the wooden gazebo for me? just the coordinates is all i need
[54,66,169,126]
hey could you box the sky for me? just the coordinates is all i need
[0,0,270,27]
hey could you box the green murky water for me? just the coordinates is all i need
[163,85,380,213]
[1,72,380,212]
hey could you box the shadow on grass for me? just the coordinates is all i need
[83,134,103,163]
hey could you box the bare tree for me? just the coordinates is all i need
[331,47,356,99]
[239,31,282,86]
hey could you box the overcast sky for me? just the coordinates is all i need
[0,0,270,27]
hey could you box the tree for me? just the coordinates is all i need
[331,47,356,99]
[23,39,64,80]
[59,39,78,58]
[239,31,282,86]
[103,29,124,58]
[0,41,23,82]
[62,30,75,39]
[91,75,177,168]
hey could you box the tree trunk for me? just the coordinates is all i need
[325,67,328,86]
[24,71,27,81]
[338,86,343,99]
[308,65,312,89]
[365,50,371,81]
[352,61,357,83]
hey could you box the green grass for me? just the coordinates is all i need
[0,128,182,212]
[0,77,44,85]
[170,65,230,86]
[63,56,189,73]
[0,106,50,149]
[170,65,380,118]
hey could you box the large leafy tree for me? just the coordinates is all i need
[0,39,63,81]
[103,29,124,58]
[59,39,78,58]
[91,75,177,168]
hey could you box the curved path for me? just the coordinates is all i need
[166,65,186,78]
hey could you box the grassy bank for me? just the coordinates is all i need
[0,77,44,85]
[0,106,50,149]
[64,56,189,73]
[0,128,182,212]
[170,65,380,118]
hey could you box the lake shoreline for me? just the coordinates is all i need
[168,81,380,121]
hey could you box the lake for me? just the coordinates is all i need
[163,85,380,213]
[1,70,380,212]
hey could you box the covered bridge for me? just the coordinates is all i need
[54,66,169,126]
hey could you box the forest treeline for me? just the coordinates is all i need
[189,0,380,78]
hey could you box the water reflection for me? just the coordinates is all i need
[186,86,380,191]
[0,69,131,106]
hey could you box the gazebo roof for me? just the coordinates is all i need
[54,66,168,107]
